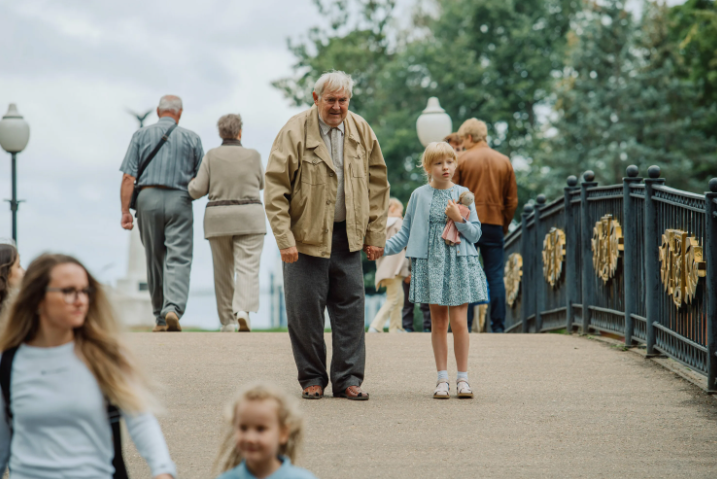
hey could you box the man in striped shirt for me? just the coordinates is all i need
[119,95,204,332]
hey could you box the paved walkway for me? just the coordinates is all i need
[123,333,717,478]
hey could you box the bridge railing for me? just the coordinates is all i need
[505,165,717,391]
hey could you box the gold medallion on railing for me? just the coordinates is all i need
[542,228,566,288]
[504,253,523,307]
[591,214,624,283]
[659,229,706,308]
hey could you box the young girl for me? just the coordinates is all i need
[214,383,317,479]
[368,197,409,333]
[0,254,175,478]
[384,142,488,399]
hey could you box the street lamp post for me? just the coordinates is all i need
[0,104,30,244]
[416,97,452,147]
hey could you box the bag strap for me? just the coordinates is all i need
[135,123,177,183]
[0,346,19,432]
[107,402,129,479]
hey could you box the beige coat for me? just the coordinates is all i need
[264,105,390,258]
[189,142,267,239]
[374,217,409,289]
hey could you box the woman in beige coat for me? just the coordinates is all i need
[189,114,266,332]
[368,198,409,333]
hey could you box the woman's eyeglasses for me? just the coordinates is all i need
[46,287,93,304]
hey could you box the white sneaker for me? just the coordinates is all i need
[236,311,251,332]
[220,322,238,332]
[368,327,380,333]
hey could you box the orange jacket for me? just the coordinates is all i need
[454,143,518,233]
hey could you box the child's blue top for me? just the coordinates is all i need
[384,184,482,259]
[216,456,318,479]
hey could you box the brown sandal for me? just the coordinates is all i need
[338,385,369,401]
[302,385,324,399]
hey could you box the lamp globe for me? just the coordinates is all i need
[416,97,452,147]
[0,104,30,153]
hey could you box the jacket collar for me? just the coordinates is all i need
[221,139,242,146]
[157,116,177,125]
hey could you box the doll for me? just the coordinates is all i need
[442,191,474,246]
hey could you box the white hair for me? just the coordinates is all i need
[158,95,183,114]
[314,71,354,99]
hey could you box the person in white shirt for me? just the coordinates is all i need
[0,253,175,478]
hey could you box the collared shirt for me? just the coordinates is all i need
[318,114,346,222]
[120,117,204,190]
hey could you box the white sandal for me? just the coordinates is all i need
[456,378,474,398]
[433,379,450,399]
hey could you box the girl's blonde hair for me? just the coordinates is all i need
[214,383,304,474]
[0,254,156,413]
[421,142,457,181]
[388,197,403,215]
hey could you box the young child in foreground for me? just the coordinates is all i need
[383,142,488,399]
[214,383,317,479]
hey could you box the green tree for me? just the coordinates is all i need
[539,0,715,194]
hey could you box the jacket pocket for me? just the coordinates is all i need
[290,185,324,246]
[350,163,369,232]
[300,157,326,185]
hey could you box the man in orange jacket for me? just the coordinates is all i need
[454,119,518,332]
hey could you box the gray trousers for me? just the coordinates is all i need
[283,222,365,393]
[137,188,193,325]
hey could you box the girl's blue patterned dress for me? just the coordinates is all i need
[410,187,489,306]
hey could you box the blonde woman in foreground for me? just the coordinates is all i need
[0,254,175,478]
[214,383,317,479]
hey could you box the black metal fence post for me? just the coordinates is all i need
[644,166,665,356]
[705,178,717,391]
[520,203,534,333]
[535,194,546,332]
[581,171,598,334]
[622,165,642,346]
[564,176,579,332]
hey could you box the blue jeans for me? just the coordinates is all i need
[467,224,506,333]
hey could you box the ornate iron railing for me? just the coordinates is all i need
[504,166,717,392]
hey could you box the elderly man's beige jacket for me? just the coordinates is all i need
[265,105,390,259]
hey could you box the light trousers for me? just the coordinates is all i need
[369,277,405,332]
[208,234,264,326]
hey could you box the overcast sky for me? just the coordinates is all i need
[0,0,684,328]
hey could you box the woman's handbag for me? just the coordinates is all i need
[129,123,177,214]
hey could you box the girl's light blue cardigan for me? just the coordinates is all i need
[384,184,482,259]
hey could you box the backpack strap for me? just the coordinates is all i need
[107,402,129,479]
[0,346,19,431]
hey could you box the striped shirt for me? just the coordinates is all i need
[120,117,204,190]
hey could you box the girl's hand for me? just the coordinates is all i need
[445,200,464,223]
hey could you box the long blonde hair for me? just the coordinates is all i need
[0,254,155,413]
[214,383,304,474]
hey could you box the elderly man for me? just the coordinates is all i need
[454,118,518,333]
[265,71,390,400]
[119,95,204,332]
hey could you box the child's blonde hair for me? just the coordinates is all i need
[214,383,304,474]
[421,142,457,181]
[388,197,403,215]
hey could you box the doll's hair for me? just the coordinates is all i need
[420,142,457,181]
[214,383,304,474]
[458,191,474,206]
[388,197,404,215]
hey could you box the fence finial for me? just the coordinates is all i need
[583,170,595,182]
[523,203,534,213]
[709,178,717,193]
[536,194,546,205]
[648,165,661,179]
[567,175,578,187]
[626,165,639,178]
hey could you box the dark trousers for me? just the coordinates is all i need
[283,222,365,394]
[467,224,506,333]
[401,280,432,332]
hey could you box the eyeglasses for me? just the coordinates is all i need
[46,287,93,304]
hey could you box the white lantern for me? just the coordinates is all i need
[416,97,452,147]
[0,104,30,153]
